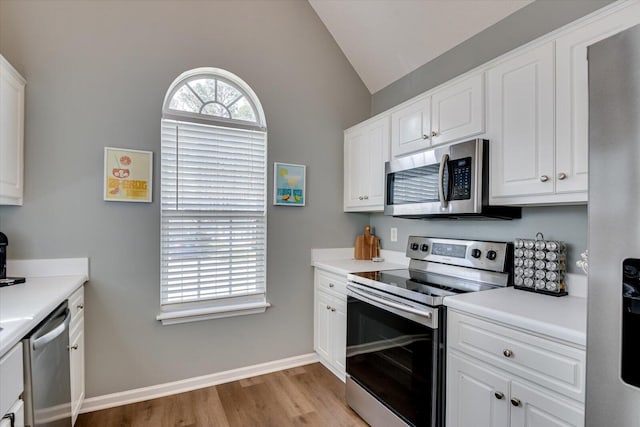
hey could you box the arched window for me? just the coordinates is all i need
[157,68,268,325]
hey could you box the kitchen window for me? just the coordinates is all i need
[157,68,268,325]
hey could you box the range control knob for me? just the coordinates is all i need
[411,243,420,251]
[471,249,482,259]
[421,244,429,252]
[487,250,498,261]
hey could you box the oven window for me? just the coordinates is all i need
[387,163,448,204]
[346,296,441,427]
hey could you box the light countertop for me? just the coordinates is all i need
[311,248,409,275]
[0,258,88,356]
[444,287,587,346]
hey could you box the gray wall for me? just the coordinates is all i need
[369,0,615,274]
[372,0,615,114]
[0,0,370,397]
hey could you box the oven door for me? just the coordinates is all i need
[384,138,483,217]
[346,283,444,427]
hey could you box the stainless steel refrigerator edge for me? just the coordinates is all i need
[587,23,640,426]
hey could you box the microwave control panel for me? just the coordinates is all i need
[451,157,471,200]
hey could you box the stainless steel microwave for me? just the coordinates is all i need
[384,139,520,219]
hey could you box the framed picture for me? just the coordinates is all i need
[273,162,306,206]
[104,147,153,202]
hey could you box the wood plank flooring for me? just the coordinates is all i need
[76,363,368,427]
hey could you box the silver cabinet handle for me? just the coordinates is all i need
[503,349,513,358]
[422,134,429,140]
[68,344,79,351]
[77,304,84,310]
[494,391,505,400]
[540,175,549,182]
[510,398,521,407]
[431,131,438,137]
[558,172,567,180]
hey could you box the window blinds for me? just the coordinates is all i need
[160,119,267,306]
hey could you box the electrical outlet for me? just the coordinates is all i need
[390,227,398,242]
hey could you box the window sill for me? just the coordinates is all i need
[156,301,271,326]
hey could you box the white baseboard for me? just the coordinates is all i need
[80,352,320,414]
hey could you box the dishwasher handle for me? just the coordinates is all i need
[32,308,70,351]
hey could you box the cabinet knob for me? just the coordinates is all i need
[503,349,513,358]
[68,344,79,351]
[494,391,505,400]
[77,304,84,310]
[422,134,430,140]
[331,308,336,312]
[329,283,334,288]
[363,195,369,200]
[431,131,438,137]
[510,398,522,407]
[358,196,364,200]
[558,172,567,180]
[326,305,331,310]
[540,175,550,182]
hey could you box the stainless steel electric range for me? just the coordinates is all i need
[345,236,513,427]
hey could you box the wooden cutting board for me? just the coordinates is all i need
[354,225,380,260]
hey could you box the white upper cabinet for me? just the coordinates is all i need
[344,115,390,212]
[487,42,556,202]
[0,55,25,206]
[431,74,484,146]
[391,97,431,157]
[555,1,640,194]
[391,74,485,157]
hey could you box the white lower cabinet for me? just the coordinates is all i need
[68,286,85,425]
[447,310,585,427]
[0,343,24,427]
[313,268,347,380]
[0,400,24,427]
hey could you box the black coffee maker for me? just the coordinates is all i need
[0,232,25,286]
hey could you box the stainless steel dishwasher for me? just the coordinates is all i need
[22,301,72,427]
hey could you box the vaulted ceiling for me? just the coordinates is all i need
[309,0,534,93]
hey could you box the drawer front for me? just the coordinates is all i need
[69,286,85,327]
[448,310,585,402]
[0,343,23,417]
[0,399,24,427]
[315,269,347,298]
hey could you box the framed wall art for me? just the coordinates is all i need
[104,147,153,202]
[273,162,305,206]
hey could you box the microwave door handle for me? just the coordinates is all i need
[438,153,449,209]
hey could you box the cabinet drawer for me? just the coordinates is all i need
[448,310,585,402]
[315,269,347,297]
[69,286,85,327]
[0,399,24,427]
[0,343,23,417]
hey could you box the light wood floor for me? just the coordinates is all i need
[76,363,368,427]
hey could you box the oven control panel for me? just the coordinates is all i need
[406,236,511,273]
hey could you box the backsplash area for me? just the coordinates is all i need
[369,205,587,274]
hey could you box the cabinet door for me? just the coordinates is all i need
[431,74,484,146]
[344,117,390,211]
[0,56,25,206]
[488,42,555,200]
[315,291,332,362]
[331,297,347,378]
[510,380,584,427]
[391,97,431,157]
[555,2,640,195]
[447,352,510,427]
[70,323,85,426]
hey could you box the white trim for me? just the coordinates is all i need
[156,301,271,325]
[6,258,89,278]
[80,353,320,414]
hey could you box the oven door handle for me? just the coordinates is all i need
[348,285,433,320]
[438,153,449,209]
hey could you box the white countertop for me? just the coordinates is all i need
[311,248,409,275]
[444,287,587,346]
[0,258,88,356]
